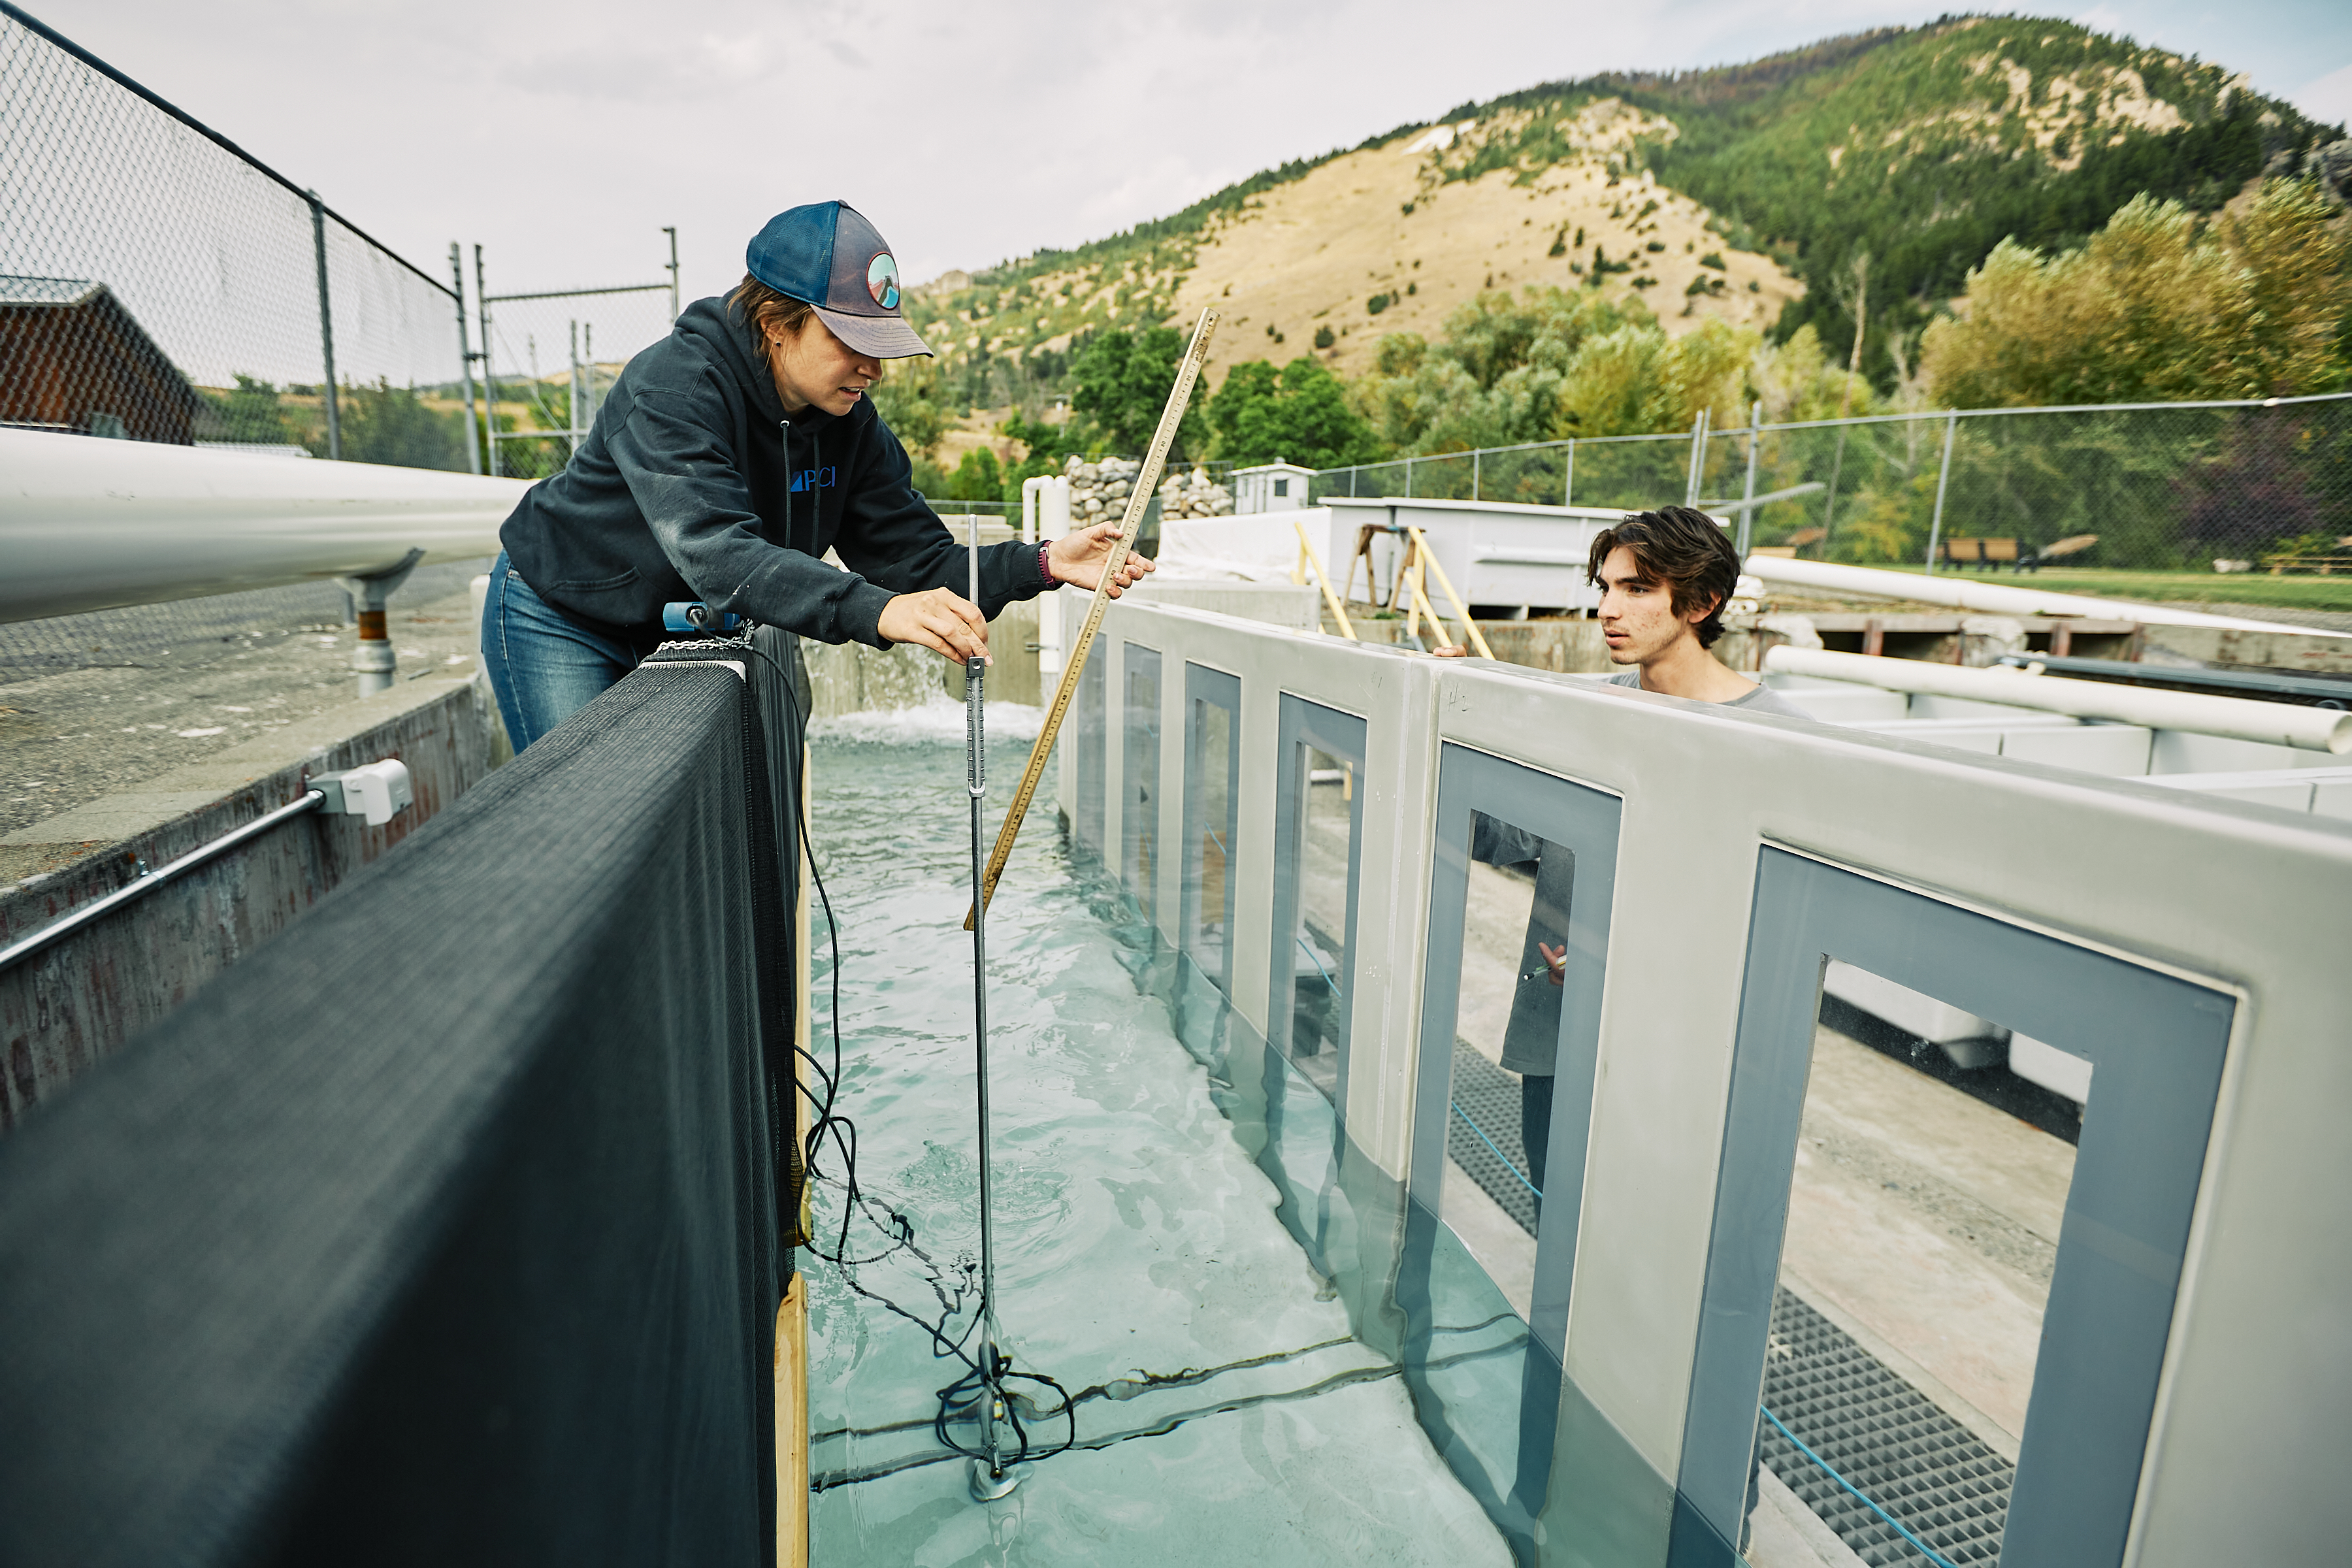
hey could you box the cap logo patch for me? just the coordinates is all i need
[866,252,900,311]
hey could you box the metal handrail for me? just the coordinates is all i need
[0,792,323,975]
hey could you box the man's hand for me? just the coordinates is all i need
[1047,521,1156,596]
[1537,941,1567,987]
[1430,644,1470,658]
[878,587,990,664]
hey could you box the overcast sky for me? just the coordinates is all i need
[26,0,2352,312]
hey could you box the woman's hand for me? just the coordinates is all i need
[1047,521,1156,595]
[878,587,990,664]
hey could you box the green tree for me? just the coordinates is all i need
[1922,180,2352,408]
[310,381,467,470]
[198,374,302,446]
[1554,316,1760,438]
[1206,357,1383,468]
[933,445,1005,503]
[870,354,948,457]
[1069,327,1206,457]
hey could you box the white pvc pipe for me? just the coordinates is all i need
[1765,645,2352,753]
[1743,553,2344,639]
[0,428,529,623]
[1021,475,1049,544]
[1032,477,1071,683]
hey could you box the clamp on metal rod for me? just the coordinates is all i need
[334,549,424,698]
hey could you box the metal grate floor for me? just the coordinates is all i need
[1761,1288,2014,1565]
[1447,1043,1538,1235]
[1440,1053,2014,1565]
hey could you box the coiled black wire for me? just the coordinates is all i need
[731,630,1076,1473]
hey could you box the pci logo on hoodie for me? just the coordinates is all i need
[790,465,839,494]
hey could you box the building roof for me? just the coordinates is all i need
[0,275,108,308]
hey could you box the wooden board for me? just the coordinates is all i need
[964,308,1221,928]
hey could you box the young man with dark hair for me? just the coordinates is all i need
[1437,503,1806,715]
[1584,504,1810,715]
[1438,504,1808,1223]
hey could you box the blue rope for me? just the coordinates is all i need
[1450,1102,1541,1200]
[1296,934,1339,994]
[1757,1405,1963,1568]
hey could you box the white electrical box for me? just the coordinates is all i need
[312,759,413,827]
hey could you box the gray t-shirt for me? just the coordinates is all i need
[1607,670,1810,719]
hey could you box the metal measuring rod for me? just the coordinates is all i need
[960,512,1020,1500]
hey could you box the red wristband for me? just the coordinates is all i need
[1037,541,1055,587]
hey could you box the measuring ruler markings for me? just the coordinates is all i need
[964,306,1220,929]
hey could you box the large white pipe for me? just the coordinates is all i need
[1765,645,2352,754]
[1744,554,2344,639]
[0,428,529,623]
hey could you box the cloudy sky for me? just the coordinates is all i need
[25,0,2352,310]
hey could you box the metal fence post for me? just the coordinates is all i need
[568,321,582,457]
[476,245,498,479]
[664,226,680,321]
[1350,467,1358,498]
[1563,440,1575,508]
[1406,455,1414,499]
[1925,412,1959,574]
[1737,400,1761,557]
[1473,449,1481,500]
[1684,409,1710,506]
[449,242,482,476]
[307,191,340,460]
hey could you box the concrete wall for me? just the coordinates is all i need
[0,676,503,1128]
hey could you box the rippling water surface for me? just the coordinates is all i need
[801,704,1507,1567]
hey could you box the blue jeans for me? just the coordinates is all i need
[480,552,662,751]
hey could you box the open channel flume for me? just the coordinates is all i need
[796,588,2348,1568]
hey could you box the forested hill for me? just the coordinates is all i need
[1617,19,2334,374]
[906,16,2340,400]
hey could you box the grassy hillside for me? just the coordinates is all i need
[901,16,2340,410]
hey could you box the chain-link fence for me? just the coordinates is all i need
[1311,393,2352,574]
[1,3,472,468]
[478,252,678,481]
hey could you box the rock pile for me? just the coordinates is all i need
[1062,455,1233,521]
[1159,465,1234,519]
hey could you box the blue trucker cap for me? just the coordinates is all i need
[745,201,932,360]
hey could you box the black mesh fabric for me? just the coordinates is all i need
[0,660,793,1566]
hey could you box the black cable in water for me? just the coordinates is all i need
[730,627,1078,1480]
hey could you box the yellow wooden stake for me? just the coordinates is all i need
[1295,519,1356,640]
[1407,525,1495,659]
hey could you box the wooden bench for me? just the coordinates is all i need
[1944,536,2022,571]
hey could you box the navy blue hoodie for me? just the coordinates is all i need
[499,295,1048,644]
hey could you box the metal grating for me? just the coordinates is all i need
[1447,1043,1538,1235]
[1760,1287,2014,1565]
[1436,1047,2016,1566]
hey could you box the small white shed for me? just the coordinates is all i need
[1232,460,1317,515]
